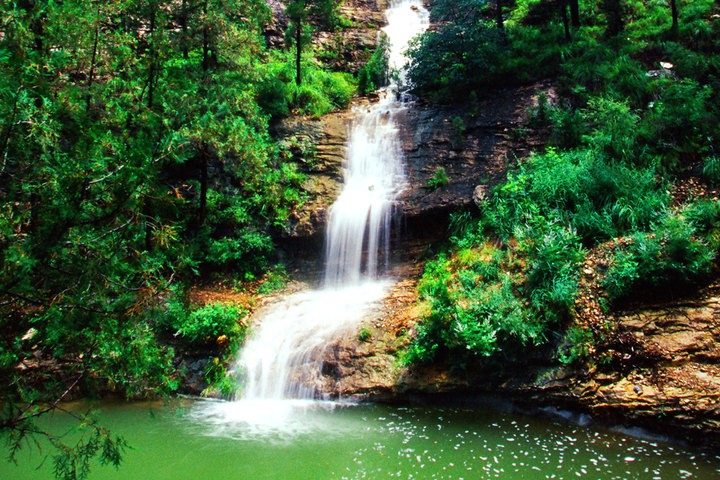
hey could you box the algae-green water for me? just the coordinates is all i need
[2,399,718,479]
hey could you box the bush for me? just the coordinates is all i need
[205,231,274,275]
[702,156,720,186]
[520,221,583,320]
[427,167,450,189]
[582,96,639,162]
[406,223,581,367]
[603,215,715,303]
[550,106,586,149]
[257,51,356,119]
[257,265,289,294]
[358,36,390,95]
[557,326,595,365]
[638,79,713,170]
[407,18,506,99]
[685,199,720,239]
[176,302,248,346]
[488,149,668,244]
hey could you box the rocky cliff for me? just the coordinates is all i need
[281,84,553,242]
[263,0,720,453]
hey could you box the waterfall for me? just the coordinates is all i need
[235,0,429,405]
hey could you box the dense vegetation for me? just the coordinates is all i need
[0,0,355,477]
[406,0,720,367]
[4,0,720,476]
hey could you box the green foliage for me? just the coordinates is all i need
[407,218,583,367]
[520,221,583,320]
[358,36,390,95]
[488,149,668,244]
[408,12,507,98]
[427,167,450,190]
[257,51,355,118]
[406,0,720,374]
[205,232,274,274]
[557,326,594,365]
[685,199,720,241]
[258,265,290,294]
[358,328,372,342]
[603,215,715,303]
[528,92,552,128]
[407,0,566,99]
[582,96,639,162]
[169,302,248,346]
[404,238,574,367]
[0,0,314,476]
[203,357,241,397]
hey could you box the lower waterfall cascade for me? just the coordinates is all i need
[230,0,430,412]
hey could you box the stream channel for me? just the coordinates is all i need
[3,1,720,478]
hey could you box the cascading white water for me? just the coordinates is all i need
[232,0,429,410]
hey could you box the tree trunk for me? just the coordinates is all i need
[295,18,302,85]
[570,0,580,27]
[602,0,624,37]
[180,0,188,59]
[670,0,679,36]
[147,7,156,109]
[562,1,571,42]
[496,0,504,32]
[198,143,209,225]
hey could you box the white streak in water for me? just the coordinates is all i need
[205,1,430,426]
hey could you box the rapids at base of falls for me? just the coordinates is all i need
[227,0,430,408]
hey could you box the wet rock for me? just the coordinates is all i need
[316,278,720,449]
[277,111,352,239]
[473,184,489,207]
[397,83,553,232]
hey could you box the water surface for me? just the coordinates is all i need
[4,400,718,479]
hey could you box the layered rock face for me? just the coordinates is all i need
[282,83,554,242]
[265,0,720,452]
[316,283,720,449]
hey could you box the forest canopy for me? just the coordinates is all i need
[2,0,720,477]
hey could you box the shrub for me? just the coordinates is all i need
[702,156,720,186]
[685,199,720,239]
[520,221,583,320]
[257,51,356,119]
[176,302,249,346]
[582,96,639,162]
[603,215,715,303]
[427,167,450,189]
[550,106,586,149]
[406,226,581,367]
[407,18,506,98]
[488,149,668,244]
[205,231,274,275]
[358,36,390,94]
[203,357,240,397]
[557,326,595,365]
[257,265,289,294]
[638,79,712,170]
[358,328,372,342]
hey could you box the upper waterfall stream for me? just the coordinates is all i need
[225,0,430,416]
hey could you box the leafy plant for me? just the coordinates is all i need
[427,167,450,190]
[603,215,715,303]
[358,35,390,94]
[174,303,249,346]
[358,328,372,342]
[702,156,720,186]
[258,265,290,294]
[558,326,595,364]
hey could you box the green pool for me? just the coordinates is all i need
[3,399,718,479]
